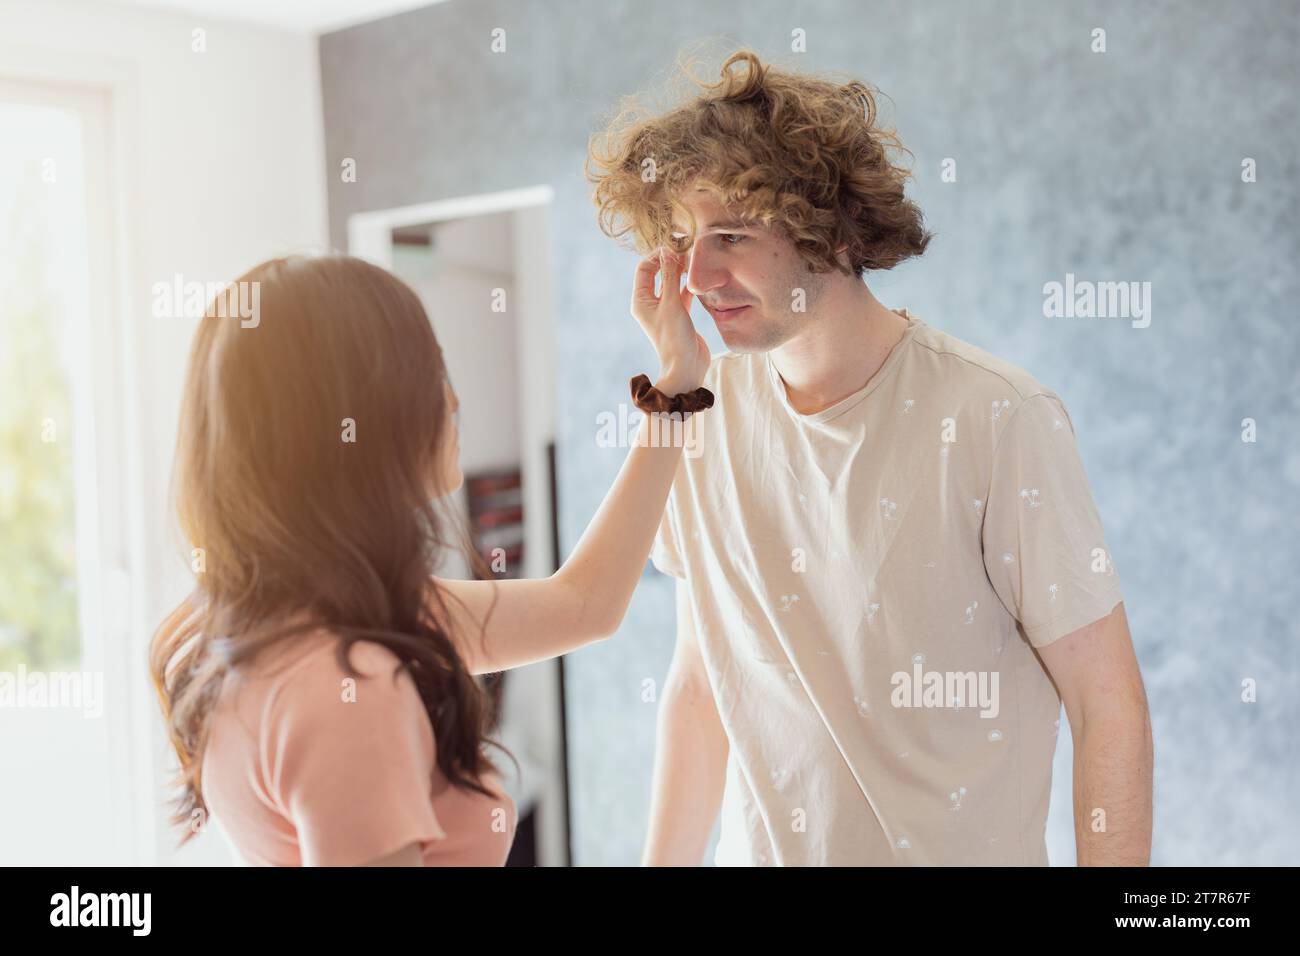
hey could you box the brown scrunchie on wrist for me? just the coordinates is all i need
[629,374,715,417]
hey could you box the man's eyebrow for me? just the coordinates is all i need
[670,217,754,233]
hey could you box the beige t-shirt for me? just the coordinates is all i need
[651,309,1123,866]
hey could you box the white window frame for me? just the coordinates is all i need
[0,51,152,864]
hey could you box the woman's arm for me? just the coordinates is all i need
[439,410,690,673]
[436,248,709,675]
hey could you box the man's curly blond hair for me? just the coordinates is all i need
[586,49,933,278]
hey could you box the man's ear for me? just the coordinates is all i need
[833,242,853,271]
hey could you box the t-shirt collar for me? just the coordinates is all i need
[764,308,921,425]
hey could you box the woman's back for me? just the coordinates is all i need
[202,630,516,866]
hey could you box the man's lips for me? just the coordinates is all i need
[708,304,750,320]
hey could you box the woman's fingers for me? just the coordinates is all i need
[625,248,707,391]
[678,280,694,316]
[632,247,686,328]
[632,251,662,311]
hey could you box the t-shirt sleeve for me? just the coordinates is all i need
[270,640,446,866]
[981,392,1124,649]
[650,487,687,579]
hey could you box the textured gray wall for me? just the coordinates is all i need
[320,0,1300,865]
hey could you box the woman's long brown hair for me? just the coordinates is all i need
[150,254,506,842]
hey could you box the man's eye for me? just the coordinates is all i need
[720,234,746,245]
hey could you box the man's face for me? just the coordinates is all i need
[672,187,832,353]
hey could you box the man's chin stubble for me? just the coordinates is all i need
[722,322,799,355]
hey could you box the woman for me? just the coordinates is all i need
[151,249,708,866]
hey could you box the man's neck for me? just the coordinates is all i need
[770,284,910,416]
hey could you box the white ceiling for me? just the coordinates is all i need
[109,0,449,34]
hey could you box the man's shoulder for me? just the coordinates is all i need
[909,317,1058,411]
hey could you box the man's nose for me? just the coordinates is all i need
[685,245,727,298]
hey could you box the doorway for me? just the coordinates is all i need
[349,187,568,866]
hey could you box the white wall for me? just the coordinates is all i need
[0,0,328,864]
[413,274,522,473]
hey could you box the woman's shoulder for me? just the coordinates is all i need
[231,628,424,730]
[293,630,408,677]
[241,625,406,678]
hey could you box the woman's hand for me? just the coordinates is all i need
[631,247,711,394]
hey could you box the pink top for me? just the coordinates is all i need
[202,630,516,866]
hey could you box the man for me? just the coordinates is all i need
[587,50,1152,865]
